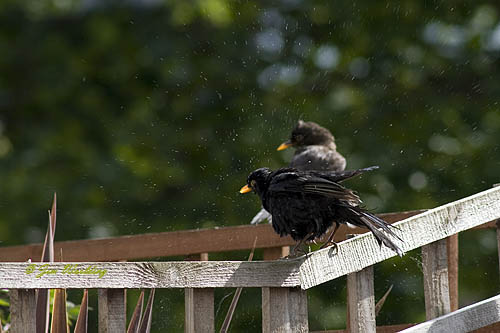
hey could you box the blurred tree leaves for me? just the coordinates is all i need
[1,0,500,331]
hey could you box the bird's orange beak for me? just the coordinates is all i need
[277,140,293,151]
[239,185,253,194]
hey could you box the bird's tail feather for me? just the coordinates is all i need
[347,207,404,257]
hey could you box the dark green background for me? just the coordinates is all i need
[1,0,499,331]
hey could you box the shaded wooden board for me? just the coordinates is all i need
[400,294,500,332]
[299,186,500,289]
[422,240,450,319]
[310,323,415,333]
[0,211,423,262]
[0,260,301,289]
[98,289,126,333]
[10,289,36,332]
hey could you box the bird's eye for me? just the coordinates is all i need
[250,180,257,188]
[295,134,304,142]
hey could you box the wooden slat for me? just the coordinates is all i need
[299,186,500,289]
[422,240,450,319]
[185,288,214,333]
[473,321,500,332]
[311,323,415,333]
[98,289,126,333]
[262,247,291,332]
[400,294,500,332]
[185,253,214,333]
[347,264,376,332]
[0,261,301,289]
[0,211,423,262]
[10,289,36,332]
[262,287,308,333]
[446,234,459,311]
[497,220,500,280]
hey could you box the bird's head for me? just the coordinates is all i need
[239,167,273,197]
[277,120,335,151]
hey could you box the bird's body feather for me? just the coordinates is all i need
[291,145,346,171]
[244,167,403,256]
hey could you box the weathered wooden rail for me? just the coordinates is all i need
[2,185,500,332]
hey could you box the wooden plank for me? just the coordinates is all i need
[262,247,291,332]
[347,265,376,332]
[446,234,459,311]
[262,287,308,333]
[473,321,500,332]
[185,253,214,333]
[310,323,415,333]
[299,185,500,289]
[400,294,500,332]
[0,211,423,262]
[185,288,214,333]
[497,220,500,280]
[98,289,126,333]
[10,289,36,332]
[0,261,301,289]
[422,239,450,319]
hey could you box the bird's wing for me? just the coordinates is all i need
[306,166,379,183]
[268,171,360,203]
[290,146,346,172]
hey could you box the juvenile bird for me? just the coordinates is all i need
[240,166,404,256]
[250,120,346,224]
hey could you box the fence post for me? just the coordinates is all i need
[262,247,308,333]
[346,233,376,333]
[446,234,459,311]
[98,289,126,333]
[185,253,214,333]
[497,220,500,281]
[422,239,451,319]
[10,289,36,332]
[262,287,308,333]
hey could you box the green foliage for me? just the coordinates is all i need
[0,289,9,329]
[1,0,500,331]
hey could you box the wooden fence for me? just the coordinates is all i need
[1,185,500,332]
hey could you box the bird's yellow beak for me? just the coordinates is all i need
[239,184,253,194]
[277,141,293,151]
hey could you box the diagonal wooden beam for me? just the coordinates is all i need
[299,186,500,289]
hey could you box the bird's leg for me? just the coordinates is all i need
[290,232,315,257]
[320,222,340,251]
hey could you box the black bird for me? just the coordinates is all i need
[250,120,346,224]
[278,120,346,172]
[240,166,404,256]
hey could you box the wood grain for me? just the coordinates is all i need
[98,289,126,333]
[185,288,214,333]
[347,265,376,333]
[0,260,301,289]
[422,240,450,319]
[10,289,36,332]
[299,185,500,289]
[185,253,214,333]
[446,234,459,311]
[400,294,500,332]
[262,287,308,333]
